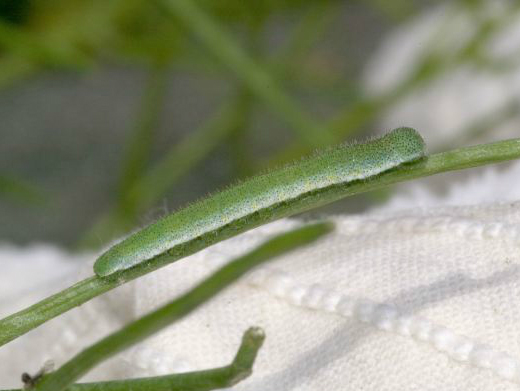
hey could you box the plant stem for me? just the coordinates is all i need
[227,89,255,179]
[0,174,47,206]
[79,97,242,248]
[0,56,37,88]
[33,223,331,391]
[125,100,240,216]
[117,65,168,205]
[0,20,88,68]
[1,137,520,348]
[155,0,333,147]
[274,2,338,68]
[265,1,517,168]
[4,327,264,391]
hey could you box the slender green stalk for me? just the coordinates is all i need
[33,223,332,391]
[268,2,342,104]
[155,0,333,147]
[274,2,338,68]
[80,98,242,248]
[0,20,88,68]
[125,101,240,215]
[226,89,255,179]
[0,56,37,88]
[117,66,168,204]
[0,174,47,206]
[265,1,518,168]
[267,100,378,168]
[5,327,264,391]
[1,138,520,348]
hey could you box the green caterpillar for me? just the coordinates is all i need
[94,127,425,277]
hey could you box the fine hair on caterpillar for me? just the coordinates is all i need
[94,127,425,277]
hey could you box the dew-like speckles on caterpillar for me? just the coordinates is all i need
[94,127,426,277]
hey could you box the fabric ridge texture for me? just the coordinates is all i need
[2,199,520,390]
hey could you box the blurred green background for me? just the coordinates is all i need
[0,0,517,249]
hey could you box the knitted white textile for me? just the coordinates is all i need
[3,164,520,390]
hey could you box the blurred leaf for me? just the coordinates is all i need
[227,89,255,179]
[275,2,339,65]
[0,20,88,69]
[363,0,419,20]
[0,56,37,88]
[117,65,168,202]
[125,97,252,215]
[0,0,30,24]
[158,0,334,147]
[23,0,123,66]
[111,0,183,65]
[0,174,47,207]
[0,0,355,100]
[5,0,342,69]
[202,0,339,27]
[79,96,244,248]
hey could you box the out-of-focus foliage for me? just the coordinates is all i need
[1,0,342,69]
[0,0,30,24]
[1,0,517,248]
[0,174,46,206]
[205,0,336,25]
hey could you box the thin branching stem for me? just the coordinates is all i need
[0,20,87,68]
[0,174,47,206]
[265,3,518,168]
[3,327,264,391]
[155,0,333,147]
[80,97,243,248]
[32,223,332,391]
[117,65,169,205]
[0,138,519,348]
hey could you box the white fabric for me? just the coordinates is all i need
[2,159,520,390]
